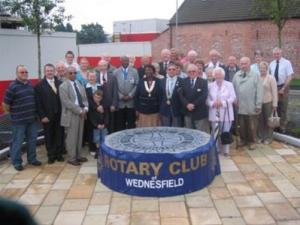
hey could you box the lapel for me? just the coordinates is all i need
[43,78,56,95]
[67,80,76,101]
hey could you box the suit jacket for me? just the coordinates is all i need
[114,66,139,109]
[158,61,169,76]
[35,77,62,121]
[137,66,145,79]
[160,77,183,117]
[85,83,102,107]
[179,77,208,120]
[225,65,239,82]
[59,79,88,127]
[88,100,108,128]
[95,70,118,109]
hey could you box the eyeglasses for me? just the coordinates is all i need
[68,72,76,74]
[19,71,28,74]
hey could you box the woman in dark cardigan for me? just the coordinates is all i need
[135,64,162,127]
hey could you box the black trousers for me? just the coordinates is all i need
[83,117,97,152]
[107,110,117,134]
[43,114,64,160]
[116,107,136,131]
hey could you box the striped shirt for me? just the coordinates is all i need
[4,79,37,124]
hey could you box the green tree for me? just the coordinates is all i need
[77,23,107,44]
[253,0,300,47]
[3,0,70,79]
[54,22,74,32]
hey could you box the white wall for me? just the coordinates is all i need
[0,29,77,80]
[78,42,152,57]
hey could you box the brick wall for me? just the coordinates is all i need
[152,19,300,76]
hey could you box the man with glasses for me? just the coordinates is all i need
[3,65,42,171]
[179,64,209,133]
[59,66,89,166]
[160,63,183,127]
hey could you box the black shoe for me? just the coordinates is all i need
[56,156,64,162]
[48,158,55,164]
[14,165,24,171]
[29,160,42,166]
[77,157,88,163]
[68,160,81,166]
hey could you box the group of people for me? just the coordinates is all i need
[2,47,293,171]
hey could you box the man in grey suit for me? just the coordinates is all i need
[114,56,139,131]
[59,66,89,166]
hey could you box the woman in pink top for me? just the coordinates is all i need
[207,67,236,156]
[257,61,278,144]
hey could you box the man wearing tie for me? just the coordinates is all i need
[158,49,171,76]
[59,66,89,166]
[160,63,183,127]
[179,64,209,133]
[114,56,139,131]
[204,49,226,71]
[269,47,294,133]
[35,64,64,164]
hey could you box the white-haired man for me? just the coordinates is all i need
[158,48,171,76]
[269,47,294,133]
[205,49,225,71]
[232,57,263,150]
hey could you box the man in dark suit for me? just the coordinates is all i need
[160,63,183,127]
[96,60,118,133]
[158,49,171,76]
[137,56,151,79]
[225,56,239,82]
[35,64,64,164]
[179,64,209,133]
[204,49,226,72]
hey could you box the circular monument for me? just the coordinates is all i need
[97,127,220,197]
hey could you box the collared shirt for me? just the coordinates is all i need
[70,80,88,112]
[206,61,222,69]
[4,79,36,124]
[269,57,294,85]
[99,72,107,85]
[166,75,177,97]
[250,63,260,76]
[86,82,101,93]
[65,62,80,71]
[46,78,57,93]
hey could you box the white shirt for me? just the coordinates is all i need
[166,75,177,98]
[65,62,80,72]
[99,72,107,85]
[206,61,222,69]
[269,57,294,85]
[46,78,57,93]
[70,80,88,112]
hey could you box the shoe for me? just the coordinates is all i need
[77,157,88,163]
[224,153,229,157]
[263,140,271,145]
[48,158,55,164]
[257,139,262,144]
[56,156,64,162]
[90,151,96,157]
[68,160,81,166]
[29,160,42,166]
[14,165,24,171]
[248,144,256,150]
[237,140,246,148]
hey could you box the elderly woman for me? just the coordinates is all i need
[257,61,278,144]
[207,67,236,156]
[135,64,162,127]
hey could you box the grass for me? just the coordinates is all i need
[290,128,300,138]
[290,78,300,87]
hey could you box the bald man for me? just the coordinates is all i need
[158,48,171,76]
[232,57,263,150]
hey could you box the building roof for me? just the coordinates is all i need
[170,0,300,25]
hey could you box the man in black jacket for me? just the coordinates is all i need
[35,64,64,164]
[179,64,209,133]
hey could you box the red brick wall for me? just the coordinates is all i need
[152,19,300,76]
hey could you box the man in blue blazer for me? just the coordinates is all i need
[160,63,183,127]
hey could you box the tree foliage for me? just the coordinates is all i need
[76,23,107,44]
[2,0,70,78]
[54,22,74,32]
[252,0,300,47]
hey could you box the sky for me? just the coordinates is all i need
[63,0,184,34]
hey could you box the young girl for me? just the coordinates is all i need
[88,90,108,157]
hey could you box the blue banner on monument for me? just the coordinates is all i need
[97,127,221,197]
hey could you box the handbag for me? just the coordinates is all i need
[220,101,233,145]
[267,111,280,128]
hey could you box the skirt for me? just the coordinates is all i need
[137,113,160,128]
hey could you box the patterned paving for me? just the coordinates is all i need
[1,141,300,225]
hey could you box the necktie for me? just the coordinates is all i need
[274,60,279,82]
[243,72,246,78]
[49,80,57,94]
[190,79,195,88]
[73,82,84,108]
[164,62,167,71]
[123,69,128,80]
